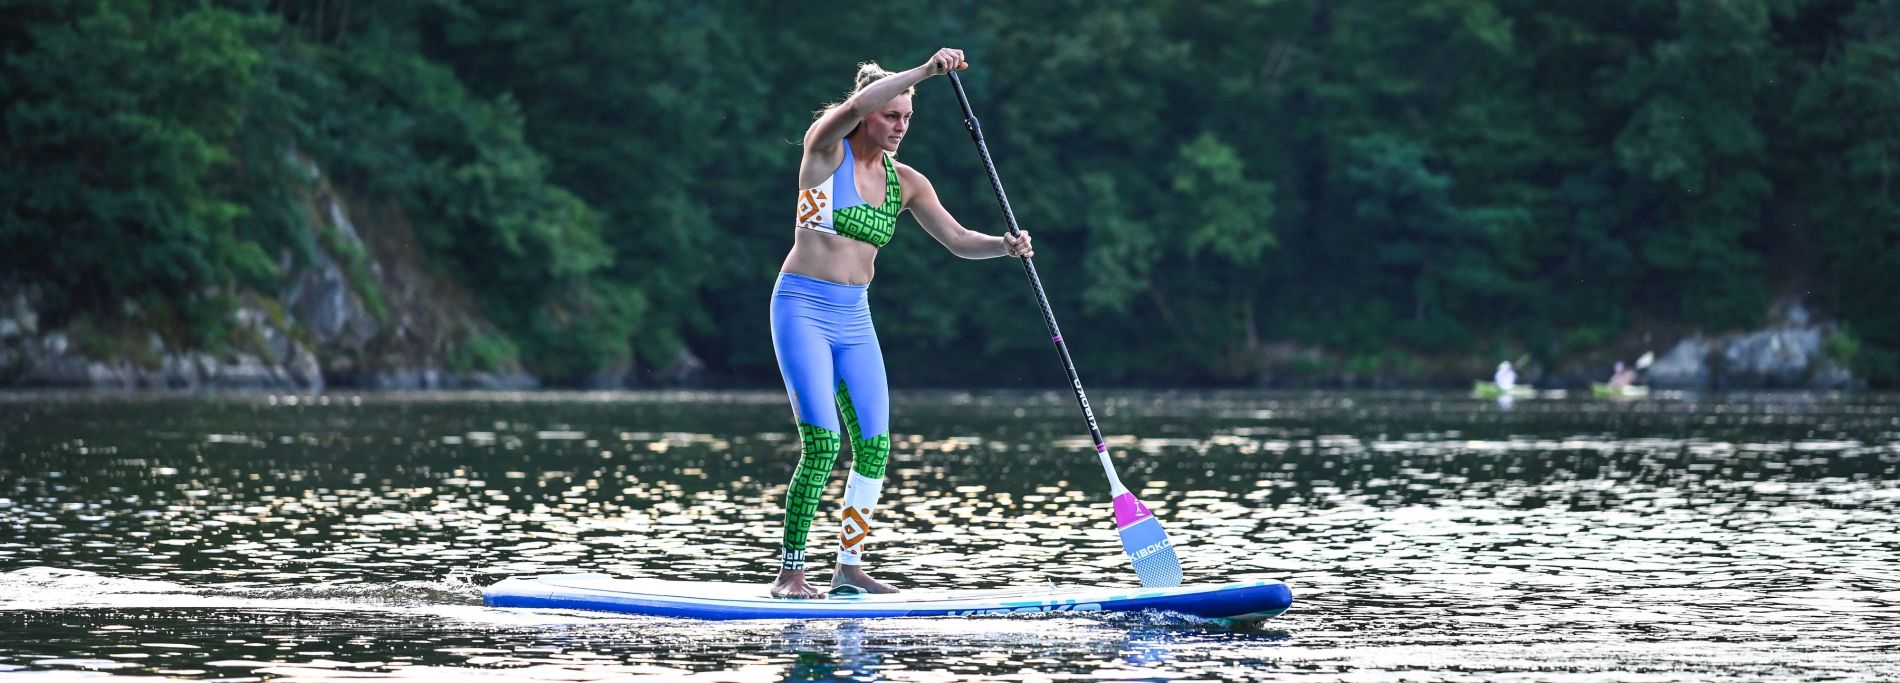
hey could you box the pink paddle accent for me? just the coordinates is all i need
[1095,443,1108,453]
[1111,492,1153,528]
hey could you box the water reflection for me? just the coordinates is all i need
[2,390,1898,679]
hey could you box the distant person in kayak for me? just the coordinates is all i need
[1494,361,1517,390]
[771,47,1033,600]
[1607,361,1637,389]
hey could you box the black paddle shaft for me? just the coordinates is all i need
[945,71,1109,453]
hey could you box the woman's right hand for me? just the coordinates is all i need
[923,48,967,76]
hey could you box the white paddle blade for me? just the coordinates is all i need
[1113,493,1182,588]
[1122,517,1183,588]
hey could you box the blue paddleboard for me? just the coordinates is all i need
[484,574,1292,622]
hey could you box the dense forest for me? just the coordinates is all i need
[3,0,1896,387]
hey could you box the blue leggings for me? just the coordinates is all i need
[770,272,891,571]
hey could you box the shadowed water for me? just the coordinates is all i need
[2,390,1898,680]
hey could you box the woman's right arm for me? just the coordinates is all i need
[799,49,965,184]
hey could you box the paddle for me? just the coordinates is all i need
[944,70,1182,589]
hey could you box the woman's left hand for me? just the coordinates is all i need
[1003,231,1034,258]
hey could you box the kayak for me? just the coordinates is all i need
[1472,381,1534,398]
[1591,382,1650,399]
[483,574,1292,623]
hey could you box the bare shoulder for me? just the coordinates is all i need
[895,161,933,210]
[896,161,933,191]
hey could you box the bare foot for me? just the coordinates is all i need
[831,564,900,594]
[770,568,824,599]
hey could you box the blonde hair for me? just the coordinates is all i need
[852,61,915,97]
[816,61,917,134]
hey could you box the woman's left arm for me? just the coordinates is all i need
[901,166,1033,259]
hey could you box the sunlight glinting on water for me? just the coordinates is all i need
[2,390,1898,679]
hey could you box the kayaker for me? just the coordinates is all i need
[1494,361,1517,390]
[1608,361,1637,388]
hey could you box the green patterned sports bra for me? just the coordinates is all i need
[794,139,902,248]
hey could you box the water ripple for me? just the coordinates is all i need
[2,390,1898,680]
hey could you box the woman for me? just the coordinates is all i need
[771,47,1033,600]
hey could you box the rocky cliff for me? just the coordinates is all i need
[0,162,537,391]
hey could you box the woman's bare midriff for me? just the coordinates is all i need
[782,229,880,285]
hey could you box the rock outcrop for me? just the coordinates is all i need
[1646,303,1856,390]
[0,290,323,391]
[0,159,542,391]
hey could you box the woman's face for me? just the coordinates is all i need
[860,94,914,153]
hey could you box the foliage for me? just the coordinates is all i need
[447,330,519,374]
[4,0,1899,386]
[1824,325,1862,366]
[0,1,286,322]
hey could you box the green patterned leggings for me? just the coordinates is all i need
[781,381,890,570]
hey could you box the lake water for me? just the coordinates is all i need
[2,389,1897,681]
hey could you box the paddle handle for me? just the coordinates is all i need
[945,71,1127,496]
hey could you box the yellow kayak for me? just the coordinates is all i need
[1473,381,1534,398]
[1591,383,1650,399]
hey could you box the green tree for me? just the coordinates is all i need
[1793,0,1900,382]
[0,1,289,340]
[1609,0,1783,328]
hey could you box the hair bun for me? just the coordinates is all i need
[855,61,891,92]
[812,60,916,122]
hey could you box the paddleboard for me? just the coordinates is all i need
[484,574,1292,622]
